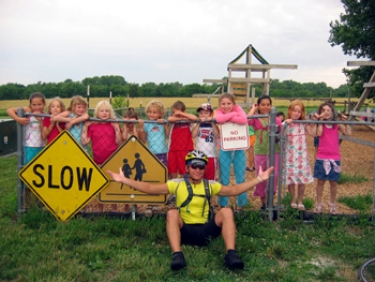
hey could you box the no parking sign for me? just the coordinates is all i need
[220,123,250,151]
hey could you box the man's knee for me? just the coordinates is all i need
[216,207,234,226]
[166,209,181,222]
[220,207,234,220]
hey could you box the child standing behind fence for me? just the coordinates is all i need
[81,101,122,165]
[7,92,46,163]
[143,100,170,166]
[215,93,248,210]
[248,95,282,210]
[192,103,219,180]
[311,102,352,215]
[122,109,145,141]
[167,101,197,178]
[42,97,66,144]
[284,100,315,210]
[54,95,89,149]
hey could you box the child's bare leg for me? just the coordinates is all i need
[329,181,337,204]
[260,196,266,207]
[297,184,305,205]
[247,147,254,169]
[314,179,325,213]
[287,184,296,206]
[316,179,325,204]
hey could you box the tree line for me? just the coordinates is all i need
[0,75,356,101]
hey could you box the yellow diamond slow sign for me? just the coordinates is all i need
[18,131,109,221]
[100,135,167,204]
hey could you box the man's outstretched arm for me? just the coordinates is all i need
[218,166,274,196]
[107,167,170,195]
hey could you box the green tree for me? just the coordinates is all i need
[60,81,85,98]
[129,83,140,98]
[178,83,208,97]
[156,82,182,97]
[328,0,375,100]
[0,83,26,100]
[140,82,158,97]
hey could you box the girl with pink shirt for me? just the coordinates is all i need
[215,93,248,210]
[311,102,351,214]
[81,101,122,165]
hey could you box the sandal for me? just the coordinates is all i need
[297,204,305,211]
[328,202,337,215]
[314,203,323,214]
[291,203,298,209]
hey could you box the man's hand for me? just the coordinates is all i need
[257,166,274,182]
[107,167,125,183]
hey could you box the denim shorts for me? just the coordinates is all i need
[313,159,341,181]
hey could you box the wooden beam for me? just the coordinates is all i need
[228,64,298,70]
[363,82,375,88]
[347,61,375,67]
[350,111,375,118]
[228,77,270,83]
[192,94,221,98]
[203,79,226,84]
[352,71,375,112]
[274,97,333,101]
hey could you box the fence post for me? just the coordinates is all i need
[267,107,277,221]
[277,123,288,220]
[17,107,26,217]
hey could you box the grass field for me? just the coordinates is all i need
[1,153,375,281]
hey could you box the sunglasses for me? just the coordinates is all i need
[190,164,206,170]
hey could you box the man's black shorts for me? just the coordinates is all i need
[180,216,222,246]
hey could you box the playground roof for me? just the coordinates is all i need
[228,44,269,65]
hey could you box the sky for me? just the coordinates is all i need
[0,0,361,89]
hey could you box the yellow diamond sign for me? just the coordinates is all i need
[18,131,109,221]
[100,135,167,204]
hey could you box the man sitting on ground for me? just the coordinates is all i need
[107,150,274,271]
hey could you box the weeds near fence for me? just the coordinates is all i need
[338,194,373,212]
[339,172,368,184]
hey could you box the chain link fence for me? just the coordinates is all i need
[14,107,375,221]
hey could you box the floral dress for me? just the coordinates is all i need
[284,123,313,185]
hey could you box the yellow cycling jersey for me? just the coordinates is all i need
[167,178,222,224]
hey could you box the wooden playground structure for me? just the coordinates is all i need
[195,44,297,107]
[195,45,375,124]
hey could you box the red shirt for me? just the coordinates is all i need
[43,117,65,144]
[88,123,119,164]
